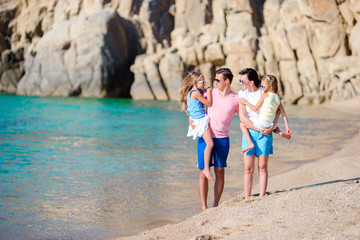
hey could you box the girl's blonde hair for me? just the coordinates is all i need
[261,74,278,94]
[179,72,202,111]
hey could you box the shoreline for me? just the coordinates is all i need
[118,97,360,240]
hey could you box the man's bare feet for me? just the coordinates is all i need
[203,169,215,181]
[279,132,291,140]
[242,143,254,153]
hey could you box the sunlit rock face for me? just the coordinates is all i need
[1,0,146,98]
[17,9,139,98]
[0,0,359,103]
[130,0,360,104]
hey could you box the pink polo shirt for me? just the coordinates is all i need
[204,88,239,138]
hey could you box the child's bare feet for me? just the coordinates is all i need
[203,169,215,181]
[242,143,254,153]
[279,132,291,140]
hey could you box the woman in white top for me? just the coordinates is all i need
[240,74,292,153]
[238,68,280,199]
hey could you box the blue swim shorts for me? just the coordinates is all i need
[242,129,273,156]
[197,137,230,169]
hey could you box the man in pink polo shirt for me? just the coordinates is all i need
[196,68,239,210]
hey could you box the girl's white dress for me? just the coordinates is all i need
[187,115,209,140]
[250,116,275,130]
[239,90,280,130]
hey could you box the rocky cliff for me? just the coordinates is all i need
[0,0,359,104]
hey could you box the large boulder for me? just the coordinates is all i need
[174,0,211,31]
[130,51,184,100]
[329,56,360,101]
[130,54,155,100]
[349,23,360,56]
[299,0,340,23]
[17,9,140,97]
[159,53,184,100]
[143,54,168,100]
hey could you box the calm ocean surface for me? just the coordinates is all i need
[0,94,359,239]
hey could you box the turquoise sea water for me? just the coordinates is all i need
[1,94,359,239]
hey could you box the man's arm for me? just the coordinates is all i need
[185,110,197,129]
[188,118,195,128]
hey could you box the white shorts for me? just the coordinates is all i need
[250,116,275,130]
[187,115,209,140]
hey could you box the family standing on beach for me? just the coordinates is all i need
[179,67,292,210]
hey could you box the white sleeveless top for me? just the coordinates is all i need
[238,88,262,121]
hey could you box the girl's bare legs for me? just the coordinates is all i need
[240,122,255,153]
[274,127,291,140]
[199,170,208,211]
[213,167,224,207]
[201,128,215,181]
[258,155,269,197]
[244,154,255,198]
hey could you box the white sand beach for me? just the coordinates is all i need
[119,97,360,240]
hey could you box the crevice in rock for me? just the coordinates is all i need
[249,0,265,37]
[69,86,82,96]
[86,65,95,91]
[158,63,170,100]
[101,15,139,98]
[34,20,44,38]
[61,52,72,91]
[30,49,36,57]
[144,72,157,100]
[158,8,174,45]
[62,41,71,50]
[343,33,352,56]
[291,94,303,105]
[185,65,196,74]
[293,49,298,61]
[130,0,143,16]
[223,8,228,39]
[303,28,320,92]
[103,0,111,6]
[205,0,213,24]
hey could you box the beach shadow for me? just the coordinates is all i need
[249,177,360,197]
[289,177,360,191]
[195,235,222,240]
[260,177,360,196]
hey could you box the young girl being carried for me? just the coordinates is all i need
[179,72,215,181]
[240,74,292,153]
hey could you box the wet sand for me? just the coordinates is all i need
[118,96,360,240]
